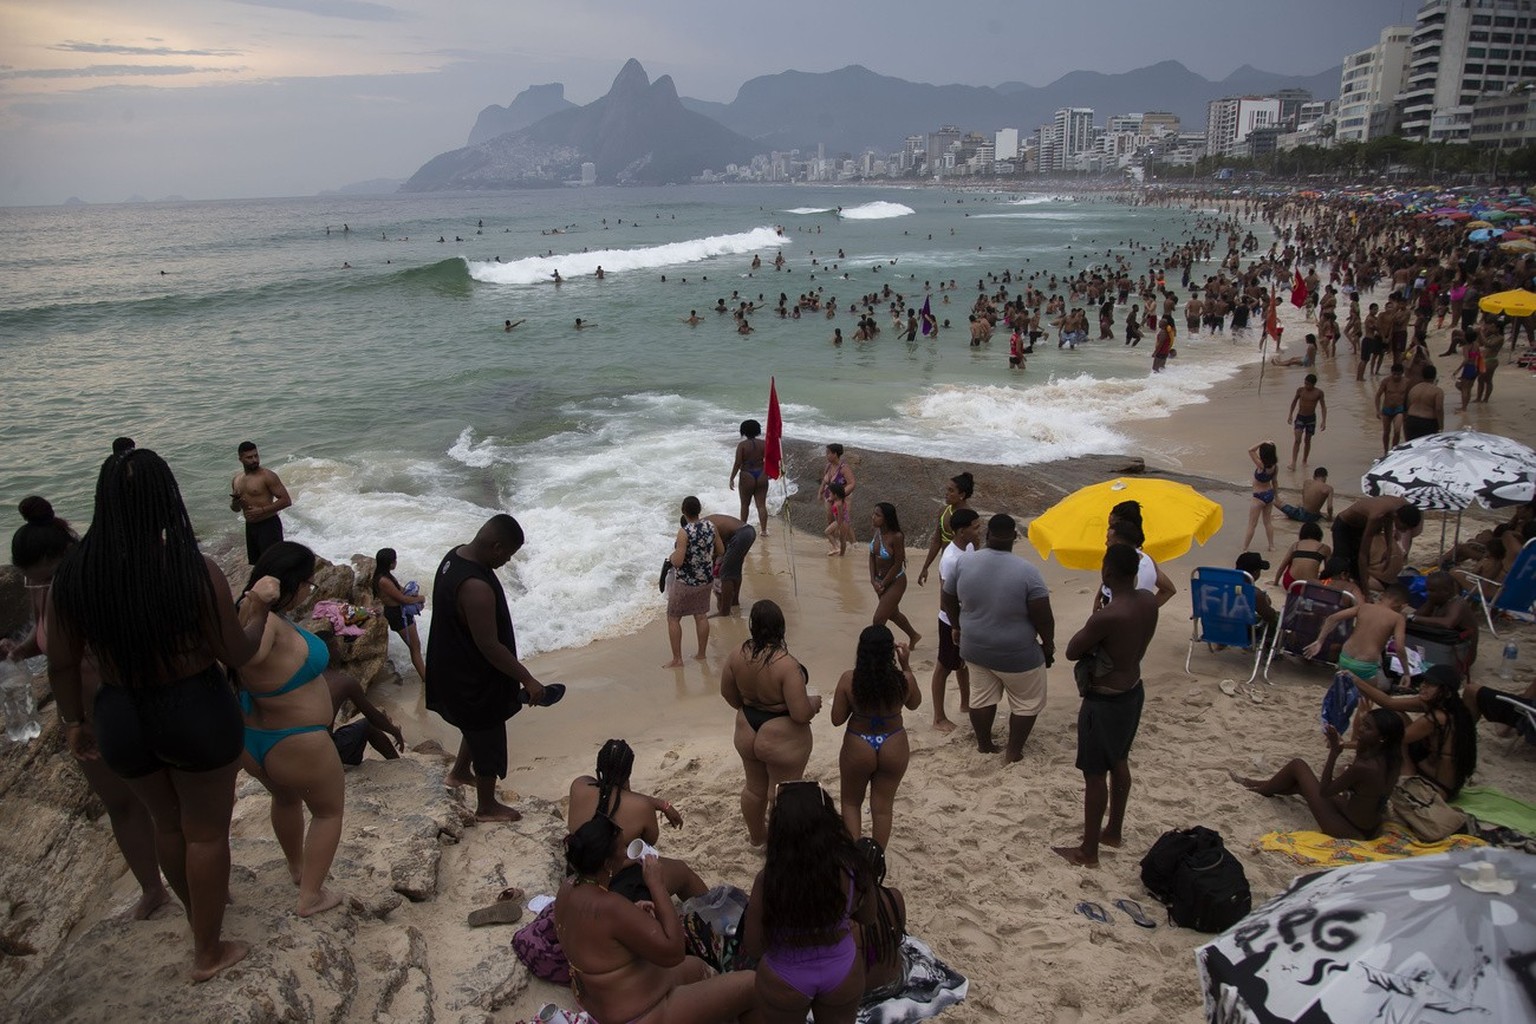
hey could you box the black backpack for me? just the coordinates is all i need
[1140,825,1251,932]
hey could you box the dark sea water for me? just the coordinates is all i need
[1,185,1252,654]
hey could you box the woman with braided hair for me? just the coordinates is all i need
[567,738,706,900]
[47,448,280,982]
[831,626,921,850]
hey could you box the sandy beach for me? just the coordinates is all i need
[6,224,1536,1024]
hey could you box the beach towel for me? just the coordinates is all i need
[857,936,968,1024]
[1320,672,1358,734]
[1453,786,1536,836]
[1255,823,1486,866]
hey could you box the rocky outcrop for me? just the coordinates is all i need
[467,83,577,147]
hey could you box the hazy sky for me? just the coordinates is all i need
[0,0,1413,205]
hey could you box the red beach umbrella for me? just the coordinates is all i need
[764,377,783,480]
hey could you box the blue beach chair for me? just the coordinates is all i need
[1185,567,1274,684]
[1465,538,1536,637]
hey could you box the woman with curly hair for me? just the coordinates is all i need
[831,626,921,850]
[720,600,821,845]
[744,782,873,1024]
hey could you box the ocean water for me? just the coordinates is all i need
[0,185,1257,656]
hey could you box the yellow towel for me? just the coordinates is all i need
[1256,823,1486,866]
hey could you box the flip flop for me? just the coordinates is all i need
[467,900,525,927]
[527,683,567,708]
[1114,898,1157,929]
[1074,900,1111,924]
[497,886,526,903]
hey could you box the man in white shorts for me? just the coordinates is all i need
[941,513,1056,764]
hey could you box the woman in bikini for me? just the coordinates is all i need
[373,547,426,682]
[233,541,346,918]
[730,418,771,535]
[1241,441,1279,552]
[48,448,279,980]
[914,471,974,587]
[4,496,171,921]
[555,816,756,1024]
[567,738,705,901]
[1272,521,1331,590]
[819,444,855,528]
[869,503,920,648]
[720,600,822,845]
[744,781,874,1024]
[832,626,921,851]
[1353,665,1477,800]
[854,838,907,1004]
[1231,707,1404,839]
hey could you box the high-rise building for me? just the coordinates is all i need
[1140,112,1181,136]
[1337,25,1413,143]
[1051,107,1095,170]
[994,127,1020,161]
[1399,0,1536,143]
[1205,96,1282,156]
[926,126,962,175]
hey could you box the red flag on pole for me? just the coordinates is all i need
[764,377,783,480]
[1290,269,1308,309]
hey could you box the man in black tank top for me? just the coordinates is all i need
[426,514,553,823]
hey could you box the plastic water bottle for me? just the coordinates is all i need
[1500,642,1519,681]
[1,661,41,742]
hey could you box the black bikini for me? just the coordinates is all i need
[741,662,809,731]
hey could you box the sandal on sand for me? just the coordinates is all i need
[1074,900,1111,924]
[526,683,567,708]
[498,886,526,903]
[467,900,525,927]
[1114,898,1157,929]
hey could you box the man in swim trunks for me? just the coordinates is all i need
[1331,496,1421,584]
[1286,373,1326,470]
[231,441,292,565]
[1281,467,1334,523]
[1373,364,1411,454]
[1403,363,1445,442]
[1052,544,1157,868]
[1304,584,1412,690]
[940,514,1055,764]
[426,514,557,823]
[704,513,756,617]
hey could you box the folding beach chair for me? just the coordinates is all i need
[1278,581,1356,667]
[1492,694,1536,754]
[1185,567,1274,684]
[1465,538,1536,638]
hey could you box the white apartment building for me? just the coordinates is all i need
[1338,25,1413,142]
[994,127,1019,161]
[1051,107,1095,170]
[1399,0,1536,143]
[1205,97,1282,156]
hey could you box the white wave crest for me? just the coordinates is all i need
[783,207,835,215]
[1008,194,1070,205]
[464,227,786,284]
[839,201,915,220]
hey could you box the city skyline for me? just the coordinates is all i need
[0,0,1409,205]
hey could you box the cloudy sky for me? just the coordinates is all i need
[0,0,1412,205]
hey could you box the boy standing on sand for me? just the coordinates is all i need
[1286,373,1326,470]
[1304,584,1413,690]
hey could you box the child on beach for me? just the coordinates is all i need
[824,481,852,555]
[1304,584,1413,690]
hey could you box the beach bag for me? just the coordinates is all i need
[1388,776,1467,843]
[1321,672,1360,734]
[1140,825,1223,904]
[680,884,749,972]
[1169,846,1252,933]
[511,905,572,986]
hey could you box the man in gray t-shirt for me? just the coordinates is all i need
[941,513,1055,763]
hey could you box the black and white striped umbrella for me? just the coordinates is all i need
[1362,429,1536,512]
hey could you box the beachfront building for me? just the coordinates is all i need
[1337,24,1413,143]
[1205,96,1283,157]
[1469,82,1536,147]
[995,128,1019,161]
[1398,0,1536,143]
[1050,107,1095,171]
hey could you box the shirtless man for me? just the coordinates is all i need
[1052,544,1158,868]
[231,441,293,565]
[1304,584,1412,690]
[1331,496,1421,584]
[1286,373,1327,469]
[1281,467,1334,524]
[1403,364,1445,442]
[704,513,756,617]
[1372,364,1411,454]
[324,665,407,765]
[1358,302,1381,381]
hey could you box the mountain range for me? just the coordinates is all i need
[404,58,1340,191]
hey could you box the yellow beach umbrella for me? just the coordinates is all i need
[1026,477,1224,570]
[1498,239,1536,254]
[1466,220,1495,229]
[1479,288,1536,317]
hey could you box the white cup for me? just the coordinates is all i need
[627,838,660,862]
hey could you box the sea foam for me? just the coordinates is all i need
[464,227,786,284]
[783,207,835,215]
[839,201,915,220]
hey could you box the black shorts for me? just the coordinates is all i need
[93,665,245,779]
[1075,682,1145,775]
[718,525,756,582]
[332,719,371,766]
[383,604,406,632]
[460,723,509,779]
[937,617,963,672]
[1476,686,1536,735]
[1332,519,1365,580]
[245,515,284,565]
